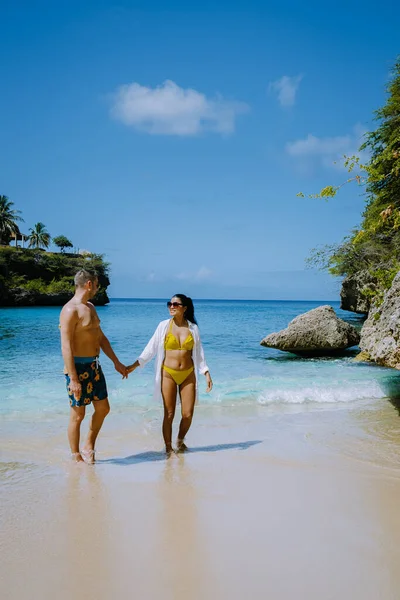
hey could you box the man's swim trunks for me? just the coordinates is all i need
[65,356,108,407]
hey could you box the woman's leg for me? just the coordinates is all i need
[177,370,196,450]
[161,370,178,453]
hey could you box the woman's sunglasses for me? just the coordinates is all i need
[167,301,183,308]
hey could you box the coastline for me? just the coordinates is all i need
[2,403,400,600]
[2,299,400,599]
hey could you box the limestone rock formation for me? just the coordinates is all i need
[340,271,377,314]
[260,305,360,355]
[359,271,400,369]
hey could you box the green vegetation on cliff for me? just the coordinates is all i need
[27,222,51,249]
[306,57,400,304]
[53,235,73,252]
[0,247,110,306]
[0,195,111,306]
[0,196,24,244]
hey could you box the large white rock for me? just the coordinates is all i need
[260,305,360,355]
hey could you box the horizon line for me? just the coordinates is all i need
[109,297,341,303]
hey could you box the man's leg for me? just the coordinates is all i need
[82,399,110,462]
[68,406,86,462]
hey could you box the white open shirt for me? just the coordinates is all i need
[138,319,210,403]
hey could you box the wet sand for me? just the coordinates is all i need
[2,403,400,600]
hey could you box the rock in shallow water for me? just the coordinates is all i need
[260,305,360,356]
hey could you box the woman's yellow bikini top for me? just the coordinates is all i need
[164,319,194,351]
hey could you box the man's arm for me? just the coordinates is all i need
[60,306,81,400]
[100,329,128,378]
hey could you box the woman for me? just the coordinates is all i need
[128,295,212,454]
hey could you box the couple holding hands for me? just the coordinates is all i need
[60,270,212,463]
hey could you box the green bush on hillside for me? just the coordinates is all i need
[0,247,110,305]
[306,57,400,303]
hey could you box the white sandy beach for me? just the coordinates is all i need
[2,403,400,600]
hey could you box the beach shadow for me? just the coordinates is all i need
[99,440,262,466]
[187,440,262,453]
[99,451,167,465]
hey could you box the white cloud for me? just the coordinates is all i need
[110,80,249,136]
[195,266,212,280]
[175,272,189,280]
[172,267,213,282]
[269,75,303,107]
[286,124,367,169]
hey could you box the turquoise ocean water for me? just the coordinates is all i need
[1,298,400,423]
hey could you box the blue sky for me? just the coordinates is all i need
[1,0,399,299]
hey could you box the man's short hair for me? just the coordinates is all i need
[74,269,98,288]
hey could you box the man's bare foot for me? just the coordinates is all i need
[176,439,188,453]
[71,452,85,463]
[81,448,95,464]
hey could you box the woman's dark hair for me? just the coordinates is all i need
[173,294,197,325]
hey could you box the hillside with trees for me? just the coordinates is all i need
[0,197,110,306]
[306,57,400,313]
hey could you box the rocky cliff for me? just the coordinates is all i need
[340,271,377,314]
[0,247,110,307]
[359,271,400,369]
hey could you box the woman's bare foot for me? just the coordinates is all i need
[176,439,188,453]
[81,448,96,465]
[165,445,174,458]
[71,452,85,463]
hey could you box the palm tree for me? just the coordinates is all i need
[0,195,24,245]
[28,222,51,249]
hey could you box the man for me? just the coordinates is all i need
[60,269,127,463]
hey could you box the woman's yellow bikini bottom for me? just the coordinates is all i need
[162,365,194,386]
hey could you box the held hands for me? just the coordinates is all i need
[113,360,138,379]
[114,360,138,379]
[114,360,129,379]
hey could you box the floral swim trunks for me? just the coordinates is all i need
[65,356,108,407]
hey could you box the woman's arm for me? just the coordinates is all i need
[204,370,213,392]
[127,323,162,373]
[127,359,140,374]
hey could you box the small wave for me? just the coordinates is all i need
[257,382,385,405]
